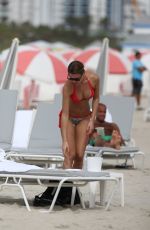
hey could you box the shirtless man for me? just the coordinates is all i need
[89,103,124,150]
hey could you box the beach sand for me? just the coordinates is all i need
[0,98,150,230]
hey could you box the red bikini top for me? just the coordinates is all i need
[70,78,95,103]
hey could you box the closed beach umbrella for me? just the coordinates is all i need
[0,38,19,89]
[96,38,109,95]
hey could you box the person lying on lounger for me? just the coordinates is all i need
[88,103,125,150]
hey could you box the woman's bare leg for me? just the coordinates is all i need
[62,120,76,169]
[73,118,90,169]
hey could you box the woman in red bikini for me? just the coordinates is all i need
[60,60,99,169]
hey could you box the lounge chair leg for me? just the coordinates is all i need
[116,158,119,165]
[40,178,67,213]
[131,157,136,168]
[120,176,124,207]
[71,187,76,206]
[70,186,85,208]
[105,180,118,211]
[0,183,31,211]
[45,163,49,168]
[100,181,106,206]
[0,184,3,191]
[77,188,86,209]
[142,154,145,171]
[88,182,98,208]
[18,184,31,211]
[124,157,128,166]
[48,178,67,212]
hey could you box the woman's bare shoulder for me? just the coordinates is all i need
[86,69,99,84]
[63,81,72,94]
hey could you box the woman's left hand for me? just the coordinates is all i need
[86,119,94,135]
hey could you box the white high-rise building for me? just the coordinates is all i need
[2,0,150,33]
[6,0,107,33]
[0,0,9,22]
[124,0,150,32]
[138,0,150,16]
[8,0,65,28]
[89,0,106,33]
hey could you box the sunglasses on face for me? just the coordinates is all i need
[67,74,83,81]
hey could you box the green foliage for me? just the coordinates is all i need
[65,15,91,35]
[0,22,122,52]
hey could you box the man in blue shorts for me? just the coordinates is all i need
[132,51,147,110]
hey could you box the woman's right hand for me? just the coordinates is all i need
[62,141,69,155]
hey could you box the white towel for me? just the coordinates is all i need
[12,110,34,148]
[0,160,43,172]
[105,108,112,122]
[0,149,6,161]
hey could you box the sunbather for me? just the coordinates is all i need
[89,103,124,150]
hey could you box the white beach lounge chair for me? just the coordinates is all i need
[6,100,63,167]
[12,110,35,149]
[0,89,18,151]
[0,160,124,212]
[86,95,145,169]
[101,95,135,145]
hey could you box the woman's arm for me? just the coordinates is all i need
[91,76,99,121]
[87,75,99,135]
[61,84,70,142]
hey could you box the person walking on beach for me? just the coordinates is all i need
[132,51,147,110]
[60,60,99,169]
[89,103,124,149]
[23,80,39,109]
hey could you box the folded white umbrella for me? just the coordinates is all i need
[0,38,19,89]
[96,37,109,95]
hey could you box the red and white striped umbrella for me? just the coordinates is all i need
[27,40,52,51]
[61,49,81,61]
[0,61,2,71]
[0,46,67,84]
[17,50,67,84]
[70,48,131,74]
[0,45,38,71]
